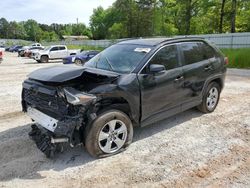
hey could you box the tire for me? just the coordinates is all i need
[197,82,221,113]
[36,60,41,63]
[74,59,82,65]
[85,110,133,158]
[40,55,49,63]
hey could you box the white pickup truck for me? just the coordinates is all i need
[33,45,79,63]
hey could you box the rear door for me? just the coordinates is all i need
[58,46,68,58]
[138,44,185,126]
[178,41,216,110]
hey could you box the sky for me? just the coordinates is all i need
[0,0,116,25]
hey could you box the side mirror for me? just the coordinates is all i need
[149,64,165,73]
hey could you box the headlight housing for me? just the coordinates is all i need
[63,87,96,105]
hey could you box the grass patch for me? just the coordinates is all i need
[67,45,105,51]
[221,48,250,69]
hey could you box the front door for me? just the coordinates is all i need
[138,44,186,126]
[49,47,59,59]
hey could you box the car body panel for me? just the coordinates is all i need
[63,51,99,64]
[21,37,227,157]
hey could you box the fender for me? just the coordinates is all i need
[201,73,226,97]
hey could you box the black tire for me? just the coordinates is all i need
[40,55,49,63]
[74,59,82,65]
[85,110,133,158]
[36,60,41,63]
[197,82,221,113]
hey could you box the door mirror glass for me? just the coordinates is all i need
[149,64,165,73]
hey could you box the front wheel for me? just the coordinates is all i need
[85,110,133,158]
[197,82,221,113]
[40,55,49,63]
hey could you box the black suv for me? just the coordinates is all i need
[22,38,227,158]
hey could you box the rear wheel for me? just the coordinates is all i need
[85,110,133,158]
[40,55,49,63]
[197,82,221,113]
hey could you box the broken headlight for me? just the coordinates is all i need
[63,87,96,105]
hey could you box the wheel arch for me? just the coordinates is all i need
[202,74,225,96]
[96,97,135,124]
[40,54,49,59]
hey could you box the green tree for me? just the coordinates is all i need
[24,19,42,41]
[0,18,9,38]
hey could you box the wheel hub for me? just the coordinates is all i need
[98,119,127,154]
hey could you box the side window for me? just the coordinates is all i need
[149,45,179,70]
[59,46,66,50]
[50,47,58,51]
[181,42,206,65]
[200,42,216,59]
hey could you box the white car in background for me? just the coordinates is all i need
[33,45,80,63]
[31,43,42,47]
[0,46,5,52]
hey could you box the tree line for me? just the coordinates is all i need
[0,18,91,42]
[90,0,250,39]
[0,0,249,42]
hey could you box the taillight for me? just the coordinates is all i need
[224,57,229,65]
[0,51,2,57]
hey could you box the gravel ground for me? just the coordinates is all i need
[0,52,249,188]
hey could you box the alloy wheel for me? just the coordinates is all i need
[206,87,219,111]
[98,119,127,154]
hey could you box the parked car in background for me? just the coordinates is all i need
[22,37,227,158]
[33,45,80,63]
[63,50,99,65]
[0,46,5,52]
[31,43,42,47]
[0,50,3,63]
[24,46,44,57]
[9,45,23,52]
[5,45,14,51]
[18,46,30,57]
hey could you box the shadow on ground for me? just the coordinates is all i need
[0,108,202,181]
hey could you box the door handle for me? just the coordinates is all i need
[204,65,212,71]
[174,76,184,82]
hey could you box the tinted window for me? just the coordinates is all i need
[201,42,216,59]
[149,45,179,70]
[181,42,204,65]
[181,42,216,65]
[50,47,58,51]
[59,46,66,50]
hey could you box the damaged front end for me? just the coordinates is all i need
[22,73,100,157]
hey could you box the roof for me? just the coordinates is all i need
[118,37,205,46]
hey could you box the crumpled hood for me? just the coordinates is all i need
[28,65,119,83]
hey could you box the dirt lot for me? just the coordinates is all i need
[0,52,249,188]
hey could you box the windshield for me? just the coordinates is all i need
[44,46,51,51]
[84,44,151,73]
[80,51,88,55]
